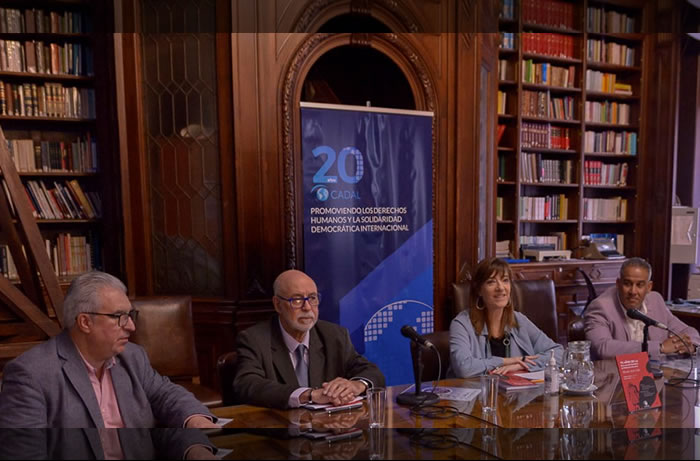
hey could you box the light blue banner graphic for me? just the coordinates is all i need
[301,103,433,385]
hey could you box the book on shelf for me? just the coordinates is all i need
[583,197,628,221]
[587,6,636,34]
[584,100,631,125]
[496,240,512,258]
[584,130,637,155]
[522,60,576,87]
[521,234,567,251]
[8,179,99,220]
[584,160,628,186]
[522,33,576,59]
[519,194,568,220]
[6,135,98,172]
[497,124,506,145]
[521,0,575,29]
[500,0,515,20]
[587,39,636,67]
[0,232,100,279]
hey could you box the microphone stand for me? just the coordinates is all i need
[642,323,664,379]
[397,344,440,406]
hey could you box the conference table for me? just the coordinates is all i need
[209,360,700,459]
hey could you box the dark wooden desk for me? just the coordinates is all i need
[210,362,699,459]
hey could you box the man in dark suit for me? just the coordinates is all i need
[0,271,218,458]
[233,269,385,409]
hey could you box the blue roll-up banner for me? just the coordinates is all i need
[301,102,433,385]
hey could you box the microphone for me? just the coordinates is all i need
[400,325,434,348]
[626,308,669,330]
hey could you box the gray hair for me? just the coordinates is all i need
[620,257,652,281]
[62,271,127,329]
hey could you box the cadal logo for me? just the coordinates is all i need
[311,185,329,202]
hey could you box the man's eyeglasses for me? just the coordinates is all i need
[86,309,139,327]
[276,293,321,309]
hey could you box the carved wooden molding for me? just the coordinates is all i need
[294,0,421,33]
[281,33,438,268]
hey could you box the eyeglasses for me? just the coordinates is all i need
[86,309,139,327]
[276,293,321,309]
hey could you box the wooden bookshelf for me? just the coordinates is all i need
[0,0,110,285]
[496,0,646,260]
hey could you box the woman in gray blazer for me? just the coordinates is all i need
[449,257,563,378]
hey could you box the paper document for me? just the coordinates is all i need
[301,396,364,411]
[513,370,545,382]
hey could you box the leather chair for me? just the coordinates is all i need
[409,331,450,381]
[452,278,559,341]
[216,351,238,407]
[512,278,558,341]
[129,296,222,408]
[567,268,598,342]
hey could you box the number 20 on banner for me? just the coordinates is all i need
[312,146,364,184]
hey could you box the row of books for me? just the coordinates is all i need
[521,154,573,184]
[0,82,96,119]
[521,60,576,87]
[583,161,629,186]
[582,197,628,221]
[0,40,93,76]
[497,91,508,115]
[585,70,632,95]
[15,179,101,220]
[584,101,632,125]
[0,233,100,279]
[496,239,512,258]
[586,39,636,67]
[582,233,624,253]
[499,0,515,21]
[5,135,98,173]
[522,90,547,118]
[587,7,636,34]
[0,7,90,34]
[520,233,567,251]
[519,194,569,220]
[522,33,577,60]
[521,0,576,30]
[583,130,637,155]
[521,122,571,150]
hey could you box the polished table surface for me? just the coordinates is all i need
[210,360,700,459]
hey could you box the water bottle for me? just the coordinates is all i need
[544,350,560,395]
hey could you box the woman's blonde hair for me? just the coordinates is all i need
[468,257,519,338]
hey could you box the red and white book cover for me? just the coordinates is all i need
[615,352,661,413]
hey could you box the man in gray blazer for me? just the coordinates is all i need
[233,269,385,409]
[0,272,218,457]
[585,257,700,360]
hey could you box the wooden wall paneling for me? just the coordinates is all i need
[453,30,480,288]
[230,32,303,302]
[191,298,237,389]
[638,27,679,297]
[115,31,154,296]
[216,0,238,300]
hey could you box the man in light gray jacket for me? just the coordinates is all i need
[0,272,218,458]
[585,257,700,360]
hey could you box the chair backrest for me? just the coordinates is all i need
[409,331,450,382]
[513,278,558,341]
[568,268,599,342]
[216,351,238,406]
[129,296,199,379]
[452,281,471,315]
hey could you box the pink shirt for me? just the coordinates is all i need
[79,353,124,460]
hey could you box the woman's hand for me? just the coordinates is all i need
[491,355,538,374]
